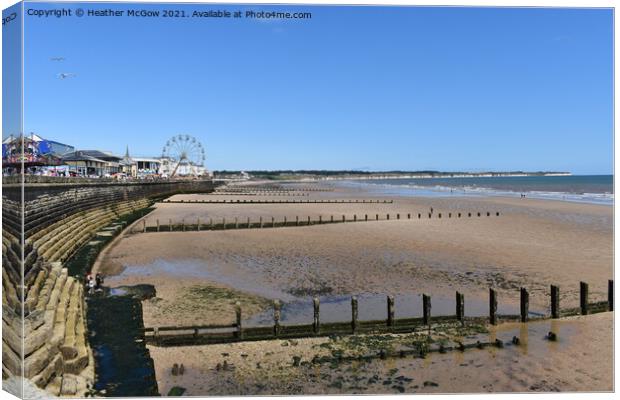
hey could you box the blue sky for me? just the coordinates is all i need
[5,3,614,173]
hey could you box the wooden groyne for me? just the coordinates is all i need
[159,199,394,204]
[144,280,613,346]
[132,210,501,233]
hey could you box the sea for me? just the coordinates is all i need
[334,175,613,205]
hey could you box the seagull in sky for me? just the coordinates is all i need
[50,57,65,61]
[57,73,76,79]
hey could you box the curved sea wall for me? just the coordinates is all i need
[2,179,216,397]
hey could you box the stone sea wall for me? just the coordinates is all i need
[2,179,215,397]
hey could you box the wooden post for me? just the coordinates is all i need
[456,291,464,322]
[182,219,185,231]
[170,219,173,231]
[387,214,390,220]
[142,220,146,233]
[235,217,238,229]
[313,297,320,334]
[423,294,431,325]
[387,295,395,328]
[365,214,368,221]
[487,212,490,216]
[397,214,400,220]
[458,213,461,218]
[296,216,300,226]
[468,213,471,217]
[489,288,497,325]
[284,216,288,226]
[551,285,560,318]
[247,217,251,228]
[438,213,442,218]
[330,215,334,223]
[351,296,358,333]
[449,213,452,218]
[319,215,322,224]
[260,216,263,228]
[222,217,226,230]
[477,212,481,217]
[197,218,200,231]
[273,300,281,337]
[342,215,345,223]
[307,216,311,225]
[271,216,275,227]
[418,213,421,219]
[580,281,589,315]
[354,214,357,222]
[156,219,160,232]
[609,280,614,311]
[407,213,411,219]
[520,287,529,322]
[376,214,379,221]
[235,302,243,339]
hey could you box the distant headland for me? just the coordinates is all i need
[213,170,572,181]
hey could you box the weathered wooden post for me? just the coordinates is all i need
[307,216,311,225]
[284,216,288,226]
[387,295,395,329]
[551,285,560,319]
[342,215,345,223]
[449,213,452,218]
[260,216,263,228]
[468,213,471,217]
[428,213,432,218]
[313,297,320,335]
[407,213,411,219]
[235,217,238,229]
[271,216,275,228]
[386,214,390,220]
[365,214,368,221]
[156,219,160,232]
[520,287,529,322]
[418,213,421,219]
[182,219,185,231]
[397,214,400,220]
[197,218,201,231]
[319,215,322,224]
[477,212,481,217]
[609,280,614,311]
[273,300,281,337]
[143,220,146,233]
[170,219,173,231]
[330,215,334,223]
[423,294,431,325]
[489,288,498,325]
[487,212,490,217]
[456,291,464,322]
[296,216,300,226]
[247,217,251,228]
[580,281,589,315]
[376,214,379,221]
[438,213,442,218]
[496,212,500,216]
[354,214,357,222]
[351,296,358,333]
[235,302,243,339]
[222,217,226,230]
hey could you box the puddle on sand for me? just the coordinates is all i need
[244,293,543,327]
[113,259,544,327]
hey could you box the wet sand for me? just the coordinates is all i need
[95,182,613,393]
[148,313,612,395]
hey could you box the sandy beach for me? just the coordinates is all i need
[95,182,613,394]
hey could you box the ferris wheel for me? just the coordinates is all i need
[161,134,206,177]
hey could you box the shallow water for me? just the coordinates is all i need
[115,259,544,327]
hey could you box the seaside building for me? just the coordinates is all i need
[120,146,137,177]
[62,150,123,176]
[2,133,74,174]
[134,157,162,176]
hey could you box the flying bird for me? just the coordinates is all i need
[57,73,76,79]
[50,57,65,61]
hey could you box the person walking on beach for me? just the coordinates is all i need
[95,273,104,292]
